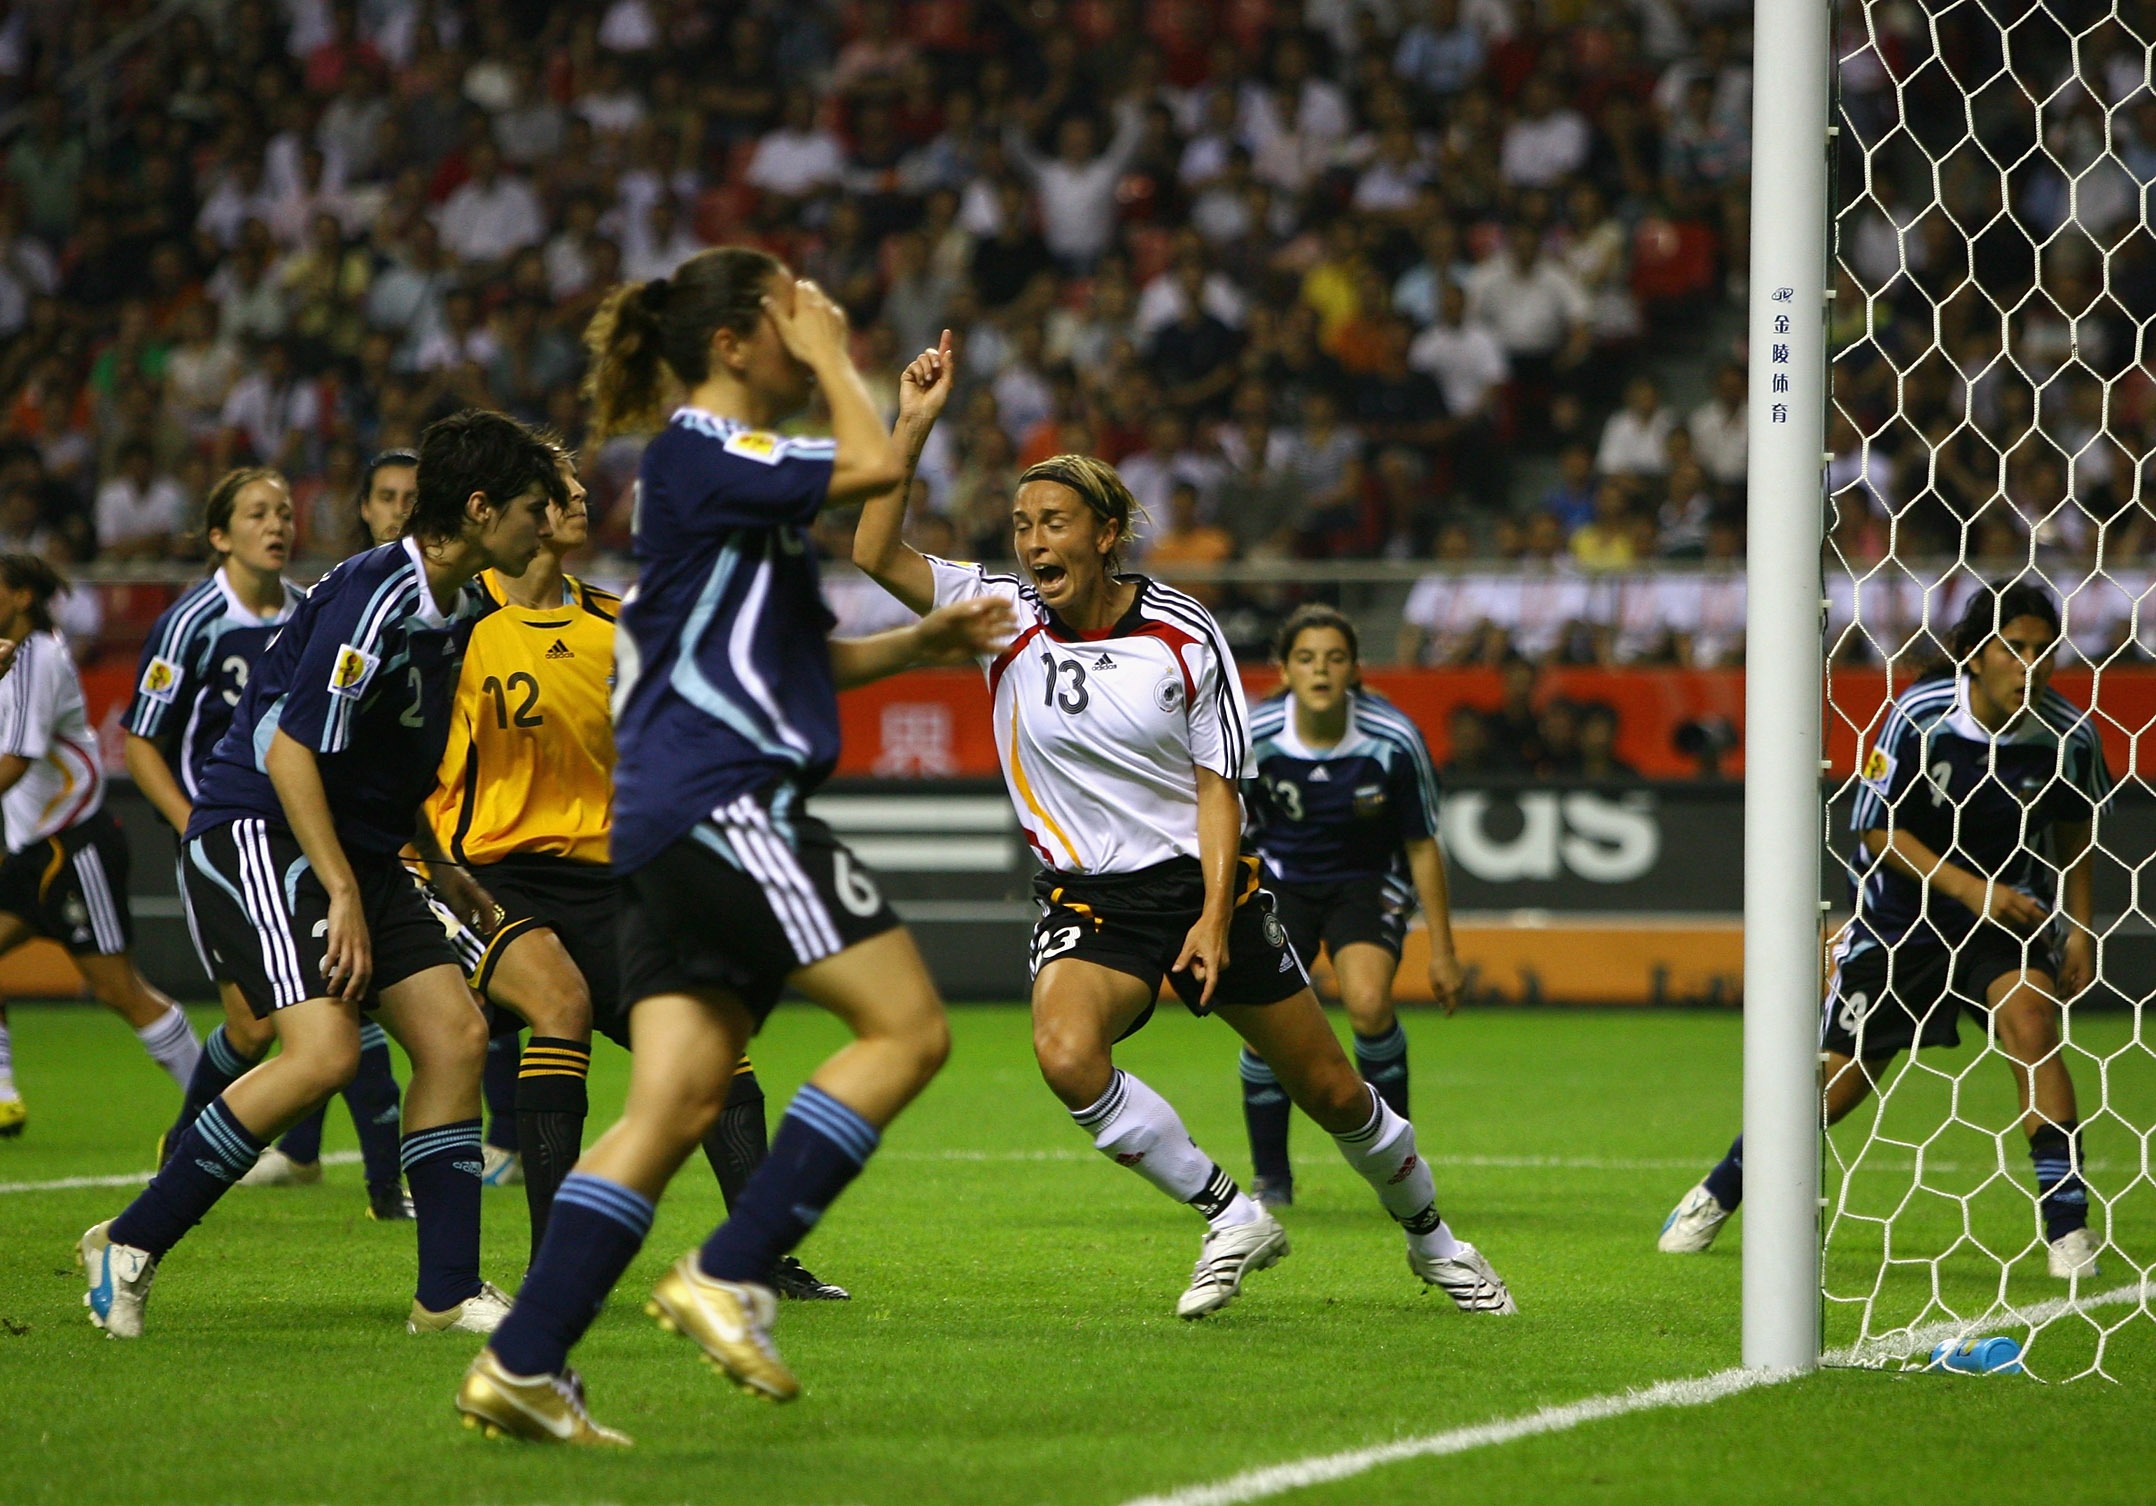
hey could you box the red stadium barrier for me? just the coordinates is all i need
[80,663,2156,783]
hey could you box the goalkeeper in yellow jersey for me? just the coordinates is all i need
[1660,581,2108,1281]
[420,446,845,1298]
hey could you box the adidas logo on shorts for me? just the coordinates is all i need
[546,639,574,659]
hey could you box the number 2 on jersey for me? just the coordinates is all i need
[1040,654,1089,714]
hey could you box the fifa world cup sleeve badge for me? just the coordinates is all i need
[1860,744,1894,790]
[139,656,182,704]
[328,643,380,700]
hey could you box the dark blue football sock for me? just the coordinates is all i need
[488,1173,654,1378]
[698,1085,878,1284]
[112,1099,265,1257]
[483,1033,521,1153]
[1239,1046,1293,1189]
[402,1119,484,1311]
[1703,1134,1744,1210]
[276,1105,326,1164]
[343,1022,405,1189]
[1353,1022,1411,1119]
[2029,1121,2090,1240]
[162,1025,261,1161]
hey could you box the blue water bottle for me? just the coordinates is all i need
[1928,1336,2023,1375]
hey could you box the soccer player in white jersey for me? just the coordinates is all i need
[854,335,1514,1318]
[0,555,200,1137]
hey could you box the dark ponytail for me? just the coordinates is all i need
[582,247,782,440]
[0,553,67,632]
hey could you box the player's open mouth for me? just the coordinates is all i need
[1031,563,1068,591]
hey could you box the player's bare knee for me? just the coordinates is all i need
[1342,993,1394,1038]
[1994,994,2059,1061]
[1291,1059,1372,1134]
[1033,1024,1109,1107]
[287,1034,361,1101]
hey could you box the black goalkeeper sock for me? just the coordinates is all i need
[1239,1046,1293,1190]
[2029,1121,2090,1241]
[1353,1022,1411,1119]
[702,1065,768,1213]
[515,1037,590,1264]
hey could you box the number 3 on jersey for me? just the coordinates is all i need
[1040,653,1088,714]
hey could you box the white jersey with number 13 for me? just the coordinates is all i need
[927,557,1253,876]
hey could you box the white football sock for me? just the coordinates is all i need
[0,1013,15,1097]
[1073,1069,1259,1229]
[1332,1085,1460,1259]
[135,1005,201,1088]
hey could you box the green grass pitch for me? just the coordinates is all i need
[1,1001,2151,1505]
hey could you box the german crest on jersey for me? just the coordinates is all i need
[1154,673,1185,714]
[328,642,380,700]
[139,655,182,704]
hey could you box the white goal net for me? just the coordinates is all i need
[1821,0,2156,1379]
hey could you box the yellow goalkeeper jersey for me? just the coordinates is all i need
[426,570,618,866]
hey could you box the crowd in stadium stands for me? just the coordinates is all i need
[1826,2,2156,668]
[0,0,1770,664]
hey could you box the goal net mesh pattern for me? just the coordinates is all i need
[1823,0,2156,1379]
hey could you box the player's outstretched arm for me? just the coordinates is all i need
[851,330,953,616]
[828,595,1015,690]
[265,729,371,1002]
[1405,835,1464,1016]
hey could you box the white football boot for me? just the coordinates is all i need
[1658,1182,1733,1253]
[410,1279,515,1335]
[79,1221,157,1338]
[1177,1211,1289,1319]
[1410,1241,1518,1314]
[2047,1227,2100,1281]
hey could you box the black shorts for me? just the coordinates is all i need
[1821,926,2060,1058]
[183,818,464,1017]
[617,792,901,1028]
[1268,872,1411,965]
[1030,855,1310,1029]
[0,811,134,957]
[472,855,625,1047]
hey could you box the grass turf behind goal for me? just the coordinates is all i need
[1,1001,2151,1505]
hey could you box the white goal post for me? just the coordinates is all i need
[1743,0,1832,1372]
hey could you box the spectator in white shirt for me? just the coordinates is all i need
[622,195,706,283]
[1465,224,1590,359]
[1409,278,1509,420]
[1400,523,1513,665]
[434,142,544,267]
[1596,376,1676,477]
[217,341,320,473]
[1689,361,1748,488]
[95,440,188,559]
[747,87,846,206]
[1499,75,1589,189]
[1004,98,1145,271]
[412,287,500,373]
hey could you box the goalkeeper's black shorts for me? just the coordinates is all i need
[1820,924,2061,1059]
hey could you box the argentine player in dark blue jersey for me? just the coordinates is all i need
[126,467,411,1222]
[1235,605,1463,1207]
[1662,582,2109,1280]
[462,249,1010,1444]
[82,410,565,1339]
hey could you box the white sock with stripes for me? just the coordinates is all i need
[135,1005,201,1087]
[1073,1070,1263,1230]
[0,1013,14,1098]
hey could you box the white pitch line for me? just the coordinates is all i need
[0,1149,362,1196]
[1112,1282,2151,1506]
